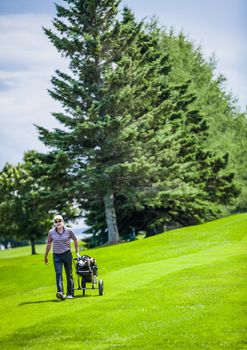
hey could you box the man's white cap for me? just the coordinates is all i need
[53,214,64,222]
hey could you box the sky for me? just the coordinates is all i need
[0,0,246,171]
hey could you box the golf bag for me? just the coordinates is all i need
[75,255,98,283]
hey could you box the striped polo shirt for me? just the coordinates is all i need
[47,226,77,254]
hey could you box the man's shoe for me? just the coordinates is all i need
[67,295,74,299]
[56,292,66,300]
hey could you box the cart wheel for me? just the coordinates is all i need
[98,280,104,296]
[82,277,86,296]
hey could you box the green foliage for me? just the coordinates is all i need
[36,0,242,241]
[160,30,247,210]
[0,213,246,349]
[0,160,50,253]
[0,150,77,253]
[23,150,78,220]
[112,81,240,235]
[38,1,174,241]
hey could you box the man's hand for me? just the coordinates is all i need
[44,243,51,265]
[76,252,81,259]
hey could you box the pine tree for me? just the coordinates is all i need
[37,1,161,243]
[37,0,239,241]
[125,81,239,234]
[38,0,177,243]
[160,30,247,211]
[107,88,238,236]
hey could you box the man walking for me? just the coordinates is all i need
[44,215,80,300]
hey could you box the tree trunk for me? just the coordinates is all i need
[30,236,36,255]
[103,190,120,244]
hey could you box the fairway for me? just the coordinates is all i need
[0,213,246,349]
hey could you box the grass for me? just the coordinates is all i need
[0,213,246,349]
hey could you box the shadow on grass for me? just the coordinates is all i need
[18,294,101,305]
[18,299,58,305]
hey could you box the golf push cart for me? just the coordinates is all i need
[73,255,104,296]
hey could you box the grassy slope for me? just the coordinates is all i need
[0,213,246,350]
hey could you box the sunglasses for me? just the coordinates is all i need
[54,220,62,223]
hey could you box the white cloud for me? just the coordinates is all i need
[155,10,247,110]
[124,0,247,111]
[0,6,246,169]
[182,26,247,110]
[0,14,67,168]
[0,14,59,67]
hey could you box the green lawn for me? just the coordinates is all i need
[0,213,246,349]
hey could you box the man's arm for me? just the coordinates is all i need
[69,229,80,257]
[44,242,52,264]
[73,239,80,257]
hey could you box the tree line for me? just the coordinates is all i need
[0,0,246,253]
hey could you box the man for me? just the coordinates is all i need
[44,214,80,300]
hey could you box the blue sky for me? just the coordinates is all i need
[0,0,246,171]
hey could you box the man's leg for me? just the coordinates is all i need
[53,253,64,295]
[63,251,74,296]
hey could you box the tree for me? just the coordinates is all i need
[0,151,77,254]
[82,25,240,236]
[160,30,247,211]
[136,81,239,234]
[36,0,240,242]
[0,161,50,254]
[37,1,171,243]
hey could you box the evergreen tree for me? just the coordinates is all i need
[36,0,240,241]
[79,27,240,237]
[107,78,239,236]
[160,30,247,211]
[139,82,239,234]
[37,0,122,243]
[37,1,172,243]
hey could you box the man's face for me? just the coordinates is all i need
[54,219,63,228]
